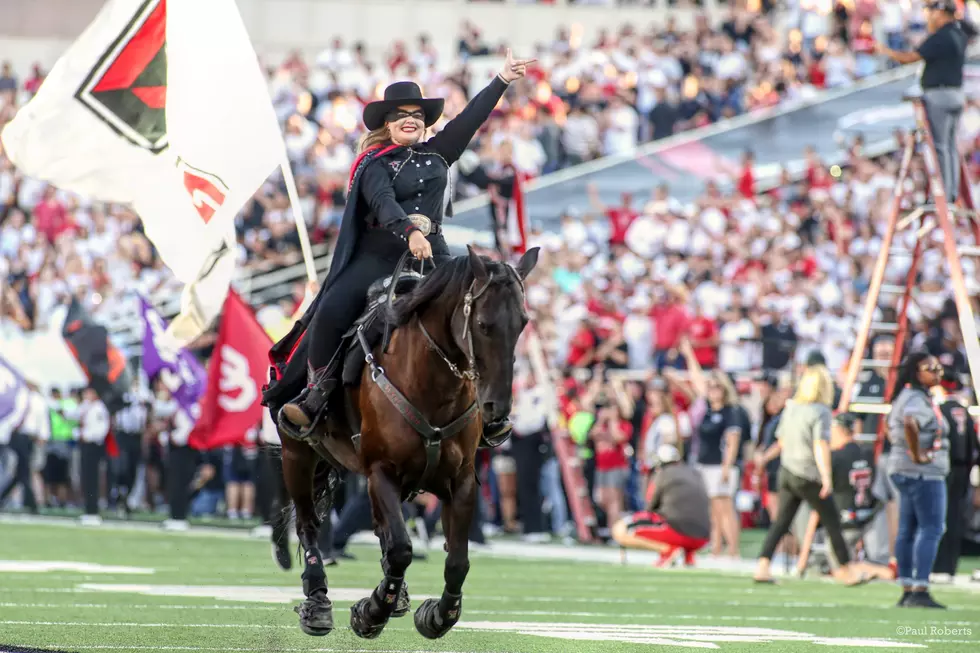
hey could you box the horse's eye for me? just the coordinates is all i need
[477,320,490,334]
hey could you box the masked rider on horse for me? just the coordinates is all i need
[265,51,535,448]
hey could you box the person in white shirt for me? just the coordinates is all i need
[77,386,109,522]
[509,367,553,542]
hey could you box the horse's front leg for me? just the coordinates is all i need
[350,461,413,639]
[281,437,334,636]
[415,471,475,639]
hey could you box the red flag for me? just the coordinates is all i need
[189,291,271,450]
[506,172,528,255]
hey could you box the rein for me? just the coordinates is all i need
[356,252,492,498]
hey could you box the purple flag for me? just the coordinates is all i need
[139,295,207,416]
[0,354,28,423]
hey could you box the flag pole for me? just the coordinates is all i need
[280,158,318,284]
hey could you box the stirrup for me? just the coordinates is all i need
[277,406,318,443]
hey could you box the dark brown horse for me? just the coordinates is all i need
[278,246,539,639]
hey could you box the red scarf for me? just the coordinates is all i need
[347,144,402,193]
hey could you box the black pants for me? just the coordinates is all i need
[307,231,449,370]
[167,445,197,521]
[934,465,970,575]
[255,445,280,524]
[0,432,37,511]
[79,441,104,516]
[512,429,547,535]
[760,468,850,565]
[112,432,142,501]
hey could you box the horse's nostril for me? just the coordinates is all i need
[482,401,496,415]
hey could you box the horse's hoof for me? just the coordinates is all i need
[392,582,411,618]
[413,597,461,640]
[294,595,334,637]
[349,597,387,639]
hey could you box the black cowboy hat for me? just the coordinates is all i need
[362,81,445,131]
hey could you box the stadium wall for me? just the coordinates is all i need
[1,0,753,73]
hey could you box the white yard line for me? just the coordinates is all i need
[2,602,979,627]
[2,588,978,613]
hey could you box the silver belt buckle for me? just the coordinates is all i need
[407,213,431,236]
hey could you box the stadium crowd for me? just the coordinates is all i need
[2,5,980,586]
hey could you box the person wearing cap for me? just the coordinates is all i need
[271,51,534,443]
[875,1,977,202]
[611,444,711,566]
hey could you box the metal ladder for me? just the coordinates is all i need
[837,97,980,458]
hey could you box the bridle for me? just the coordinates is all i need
[355,253,528,499]
[417,263,527,382]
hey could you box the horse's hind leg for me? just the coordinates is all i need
[350,462,413,639]
[415,472,476,639]
[281,438,334,636]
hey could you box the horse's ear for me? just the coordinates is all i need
[515,247,540,281]
[467,245,489,282]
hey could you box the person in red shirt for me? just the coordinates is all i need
[688,305,720,370]
[736,150,756,199]
[33,186,70,243]
[650,286,690,371]
[590,403,632,531]
[587,182,638,247]
[566,322,597,369]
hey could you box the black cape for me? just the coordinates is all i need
[262,143,402,408]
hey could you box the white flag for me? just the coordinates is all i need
[1,0,285,344]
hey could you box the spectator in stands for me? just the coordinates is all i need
[753,365,868,585]
[887,352,949,608]
[612,443,710,566]
[672,340,742,558]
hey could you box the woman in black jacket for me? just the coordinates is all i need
[273,51,534,444]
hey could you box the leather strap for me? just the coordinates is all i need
[356,326,478,496]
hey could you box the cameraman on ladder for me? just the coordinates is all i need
[875,0,977,202]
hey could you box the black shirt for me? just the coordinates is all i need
[918,21,969,89]
[358,76,511,239]
[831,441,876,518]
[941,398,977,467]
[696,404,742,466]
[760,321,797,370]
[649,101,679,140]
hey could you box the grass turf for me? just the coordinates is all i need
[1,520,979,652]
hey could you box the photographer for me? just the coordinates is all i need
[876,0,977,201]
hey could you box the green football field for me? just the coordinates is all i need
[2,519,980,652]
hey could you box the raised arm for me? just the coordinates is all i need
[426,49,534,163]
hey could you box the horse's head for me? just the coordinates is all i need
[456,246,540,424]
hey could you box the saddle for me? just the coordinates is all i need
[339,270,424,387]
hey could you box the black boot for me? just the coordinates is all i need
[479,418,513,449]
[279,363,336,441]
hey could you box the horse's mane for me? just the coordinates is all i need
[386,255,474,326]
[386,254,519,326]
